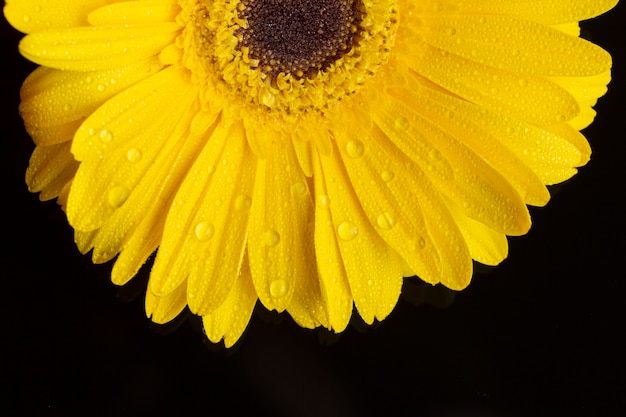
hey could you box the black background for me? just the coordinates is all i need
[1,4,624,417]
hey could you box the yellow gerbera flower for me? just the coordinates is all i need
[4,0,616,347]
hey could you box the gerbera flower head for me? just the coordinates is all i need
[5,0,617,347]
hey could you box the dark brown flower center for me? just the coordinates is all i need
[237,0,363,79]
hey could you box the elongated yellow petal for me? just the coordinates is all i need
[404,43,579,127]
[87,0,180,26]
[72,67,187,162]
[381,67,549,207]
[19,23,180,71]
[67,69,195,233]
[311,153,353,332]
[89,101,203,265]
[444,198,508,266]
[202,257,258,348]
[448,0,618,24]
[329,112,442,286]
[20,58,163,138]
[247,136,317,314]
[415,14,610,76]
[155,123,256,316]
[4,0,110,33]
[319,141,404,324]
[110,111,220,286]
[146,280,188,324]
[26,142,79,201]
[368,87,531,236]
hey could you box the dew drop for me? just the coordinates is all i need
[269,279,289,298]
[62,103,73,112]
[429,149,442,161]
[395,117,410,131]
[99,129,113,143]
[317,194,330,208]
[126,148,142,163]
[290,182,307,197]
[194,221,215,241]
[376,212,397,230]
[97,83,106,92]
[107,185,130,208]
[234,195,252,212]
[367,279,374,286]
[346,140,365,158]
[207,165,215,175]
[263,230,280,247]
[381,170,394,182]
[22,15,31,23]
[337,222,358,241]
[414,236,426,250]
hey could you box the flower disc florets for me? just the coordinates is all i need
[181,0,398,118]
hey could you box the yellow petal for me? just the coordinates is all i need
[444,198,508,266]
[20,58,163,141]
[405,43,579,127]
[368,86,531,236]
[382,69,549,207]
[4,0,110,34]
[549,70,612,130]
[110,111,221,286]
[71,66,187,162]
[89,104,207,265]
[147,115,236,298]
[161,123,255,316]
[202,256,258,348]
[87,0,180,26]
[449,0,619,25]
[247,135,317,315]
[329,111,442,286]
[403,71,587,186]
[311,154,353,333]
[18,23,179,71]
[26,142,79,201]
[415,14,610,76]
[67,68,195,232]
[146,280,188,324]
[319,141,404,324]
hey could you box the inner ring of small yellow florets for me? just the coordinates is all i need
[182,0,398,117]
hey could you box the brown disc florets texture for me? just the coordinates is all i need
[237,0,363,80]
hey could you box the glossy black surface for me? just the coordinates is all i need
[2,4,624,416]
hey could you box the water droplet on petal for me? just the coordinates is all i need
[63,103,72,112]
[194,221,215,241]
[337,222,358,241]
[376,212,396,230]
[270,279,288,298]
[429,149,442,161]
[381,170,394,182]
[290,182,307,197]
[395,117,410,130]
[107,185,130,208]
[318,194,330,208]
[346,140,365,158]
[235,195,252,212]
[263,230,280,247]
[126,148,142,163]
[99,129,113,143]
